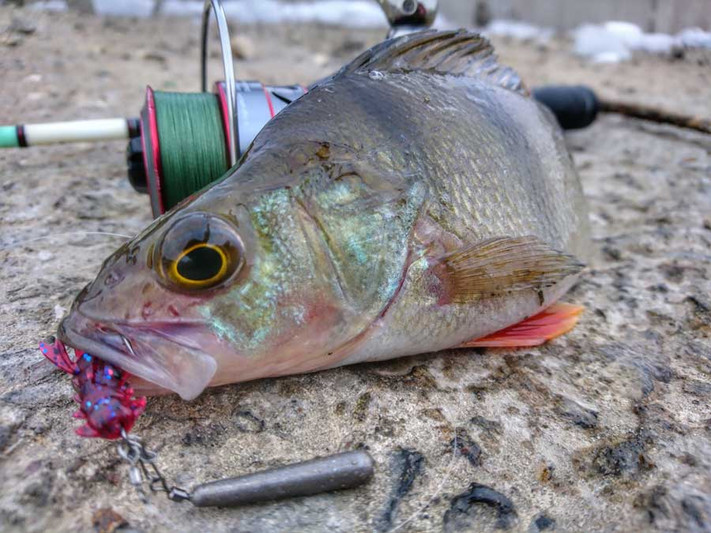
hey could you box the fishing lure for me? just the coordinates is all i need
[39,338,146,439]
[38,340,179,501]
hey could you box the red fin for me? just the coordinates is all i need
[458,302,584,348]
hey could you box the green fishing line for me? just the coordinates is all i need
[153,91,228,210]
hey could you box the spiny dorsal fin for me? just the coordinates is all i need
[436,236,584,304]
[341,30,525,94]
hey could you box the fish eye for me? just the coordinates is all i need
[155,213,244,291]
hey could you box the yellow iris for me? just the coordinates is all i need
[169,243,229,289]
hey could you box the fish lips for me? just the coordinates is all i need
[59,311,218,401]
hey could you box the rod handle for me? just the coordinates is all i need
[532,85,600,130]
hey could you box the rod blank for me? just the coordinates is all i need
[190,450,374,507]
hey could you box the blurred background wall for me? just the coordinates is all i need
[440,0,711,33]
[20,0,711,33]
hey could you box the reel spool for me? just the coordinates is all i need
[132,82,305,217]
[130,0,306,217]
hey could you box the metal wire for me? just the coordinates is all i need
[117,429,191,503]
[201,0,237,166]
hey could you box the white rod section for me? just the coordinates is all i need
[24,119,130,145]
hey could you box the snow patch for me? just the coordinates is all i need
[678,27,711,49]
[30,0,67,12]
[163,0,389,27]
[573,21,711,63]
[94,0,155,18]
[32,0,452,29]
[484,19,554,43]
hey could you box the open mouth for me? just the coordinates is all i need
[59,311,218,400]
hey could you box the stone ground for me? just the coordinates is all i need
[1,7,711,533]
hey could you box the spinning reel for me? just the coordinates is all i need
[2,0,439,217]
[135,0,439,216]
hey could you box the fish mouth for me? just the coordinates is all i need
[59,311,218,400]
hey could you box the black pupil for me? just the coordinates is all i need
[177,246,223,282]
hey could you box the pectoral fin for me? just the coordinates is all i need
[457,302,584,348]
[435,235,584,305]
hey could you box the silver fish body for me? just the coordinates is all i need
[59,31,589,399]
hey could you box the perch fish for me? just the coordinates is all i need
[59,31,590,400]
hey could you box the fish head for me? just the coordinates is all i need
[58,179,373,400]
[60,139,424,400]
[59,205,245,399]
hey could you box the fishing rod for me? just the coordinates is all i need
[2,0,709,219]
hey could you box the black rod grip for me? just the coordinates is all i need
[532,85,600,130]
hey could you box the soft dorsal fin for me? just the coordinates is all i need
[340,30,525,94]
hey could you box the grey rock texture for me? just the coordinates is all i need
[1,8,710,533]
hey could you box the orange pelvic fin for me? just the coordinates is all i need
[458,302,584,348]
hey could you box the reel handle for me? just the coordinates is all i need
[377,0,438,36]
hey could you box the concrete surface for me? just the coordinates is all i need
[1,8,710,533]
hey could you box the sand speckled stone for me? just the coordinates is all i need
[1,8,710,533]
